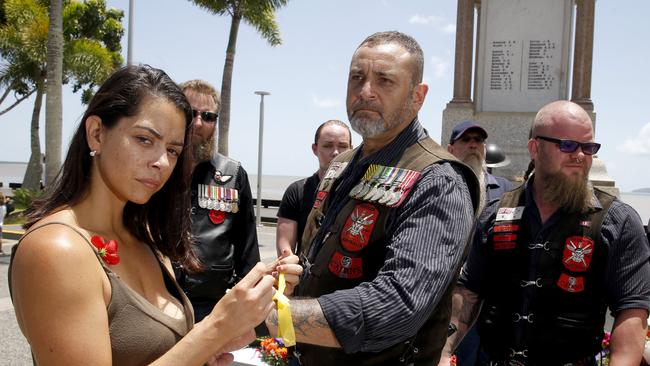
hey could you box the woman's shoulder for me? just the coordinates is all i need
[15,213,101,273]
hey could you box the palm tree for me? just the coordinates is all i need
[0,0,123,190]
[190,0,287,156]
[45,0,63,186]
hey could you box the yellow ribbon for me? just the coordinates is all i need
[272,273,296,346]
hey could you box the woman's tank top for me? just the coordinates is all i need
[8,222,195,365]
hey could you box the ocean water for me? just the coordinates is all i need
[249,174,650,225]
[248,174,304,201]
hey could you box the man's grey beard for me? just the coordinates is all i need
[349,94,413,139]
[191,137,216,162]
[539,170,591,214]
[463,152,486,211]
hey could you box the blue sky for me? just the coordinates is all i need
[0,0,648,192]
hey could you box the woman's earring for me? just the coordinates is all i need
[90,150,97,157]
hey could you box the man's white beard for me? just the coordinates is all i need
[463,153,487,212]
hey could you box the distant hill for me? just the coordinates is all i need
[631,187,650,194]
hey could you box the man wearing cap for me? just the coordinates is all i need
[440,100,650,365]
[448,121,513,206]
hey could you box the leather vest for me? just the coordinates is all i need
[177,153,241,301]
[478,185,615,364]
[297,137,479,366]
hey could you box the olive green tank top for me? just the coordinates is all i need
[9,222,194,365]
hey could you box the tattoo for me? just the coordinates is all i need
[290,298,330,338]
[448,285,482,351]
[268,308,278,326]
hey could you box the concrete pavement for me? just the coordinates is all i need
[0,223,280,365]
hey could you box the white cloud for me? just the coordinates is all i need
[618,122,650,155]
[409,14,456,34]
[409,15,443,25]
[442,23,456,34]
[312,96,341,108]
[430,56,450,79]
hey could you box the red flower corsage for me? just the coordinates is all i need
[90,235,120,265]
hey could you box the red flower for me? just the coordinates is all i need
[90,235,120,265]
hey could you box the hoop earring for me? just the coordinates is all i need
[90,150,97,157]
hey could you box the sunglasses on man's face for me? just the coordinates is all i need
[459,136,485,144]
[535,135,601,155]
[192,109,218,123]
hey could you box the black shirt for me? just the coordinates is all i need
[277,173,321,250]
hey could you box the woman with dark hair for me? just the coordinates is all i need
[9,65,286,365]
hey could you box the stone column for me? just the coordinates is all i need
[449,0,475,107]
[571,0,595,111]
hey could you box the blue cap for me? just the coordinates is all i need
[449,120,488,145]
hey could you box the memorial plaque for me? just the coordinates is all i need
[475,0,573,112]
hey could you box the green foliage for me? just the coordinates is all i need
[190,0,287,46]
[0,0,124,106]
[11,187,41,210]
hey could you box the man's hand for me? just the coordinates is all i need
[268,248,303,296]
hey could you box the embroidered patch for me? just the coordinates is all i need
[316,191,327,200]
[562,236,595,272]
[496,207,525,221]
[341,203,378,252]
[493,233,517,242]
[319,162,348,192]
[557,273,585,293]
[494,224,520,233]
[494,242,516,250]
[328,251,363,279]
[209,210,225,224]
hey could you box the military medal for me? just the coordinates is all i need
[387,170,420,207]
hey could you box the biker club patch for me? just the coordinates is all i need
[557,273,585,293]
[340,203,378,252]
[328,251,363,279]
[562,236,594,272]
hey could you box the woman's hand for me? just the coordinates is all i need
[205,329,256,366]
[207,263,276,338]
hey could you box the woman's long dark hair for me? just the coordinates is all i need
[26,65,201,271]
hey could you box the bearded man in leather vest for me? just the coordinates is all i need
[440,101,650,365]
[175,80,261,322]
[265,31,480,366]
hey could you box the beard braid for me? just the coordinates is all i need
[191,136,216,163]
[463,153,486,213]
[539,170,591,214]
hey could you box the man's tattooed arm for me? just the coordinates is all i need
[440,285,483,360]
[266,298,341,348]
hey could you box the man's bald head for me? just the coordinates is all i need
[531,100,593,137]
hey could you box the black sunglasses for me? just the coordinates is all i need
[535,135,601,155]
[192,109,218,123]
[459,136,485,144]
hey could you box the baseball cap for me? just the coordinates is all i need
[449,120,488,145]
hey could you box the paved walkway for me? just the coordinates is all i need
[0,224,280,364]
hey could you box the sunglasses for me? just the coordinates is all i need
[535,135,601,155]
[459,136,485,144]
[192,109,218,123]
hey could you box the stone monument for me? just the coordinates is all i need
[442,0,616,193]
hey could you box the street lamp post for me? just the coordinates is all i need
[127,0,134,65]
[254,91,270,227]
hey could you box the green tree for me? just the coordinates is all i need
[190,0,287,156]
[0,0,124,190]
